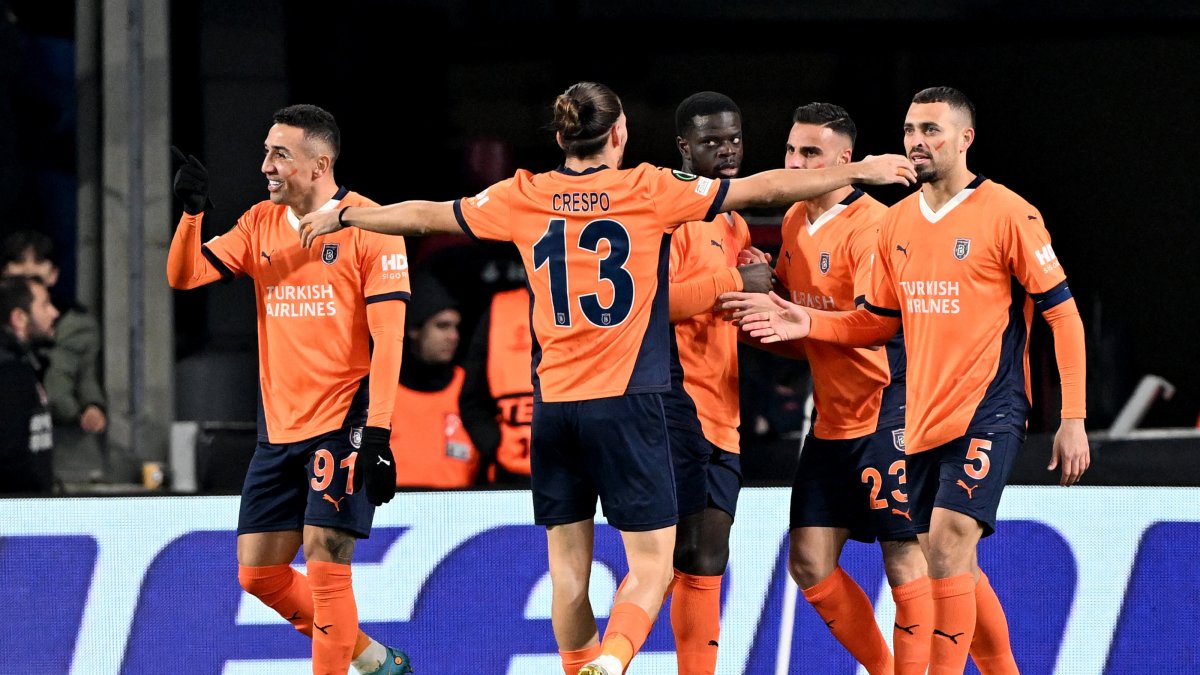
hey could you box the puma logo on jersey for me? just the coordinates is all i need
[896,242,910,257]
[322,494,345,511]
[710,239,724,251]
[260,250,273,265]
[956,479,978,499]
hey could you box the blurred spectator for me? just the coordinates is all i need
[2,229,107,481]
[0,274,57,493]
[390,274,479,489]
[460,287,534,487]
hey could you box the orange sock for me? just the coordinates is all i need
[308,560,359,675]
[930,574,976,675]
[560,643,602,674]
[891,576,933,675]
[970,571,1018,674]
[237,563,373,659]
[802,567,893,675]
[670,570,723,675]
[239,564,316,636]
[600,602,654,672]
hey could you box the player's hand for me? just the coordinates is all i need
[737,263,774,294]
[718,290,779,321]
[298,209,344,248]
[170,145,213,215]
[355,426,397,506]
[1048,417,1090,486]
[855,154,917,186]
[720,291,811,342]
[738,246,772,266]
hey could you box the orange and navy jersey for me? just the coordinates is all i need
[202,187,411,443]
[667,211,750,453]
[775,190,905,440]
[867,176,1072,453]
[487,288,535,475]
[454,164,729,402]
[390,367,478,489]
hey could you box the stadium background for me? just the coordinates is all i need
[1,0,1198,673]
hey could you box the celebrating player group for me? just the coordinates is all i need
[170,81,1088,675]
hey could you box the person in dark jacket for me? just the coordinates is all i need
[0,275,59,493]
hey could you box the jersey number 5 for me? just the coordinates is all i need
[533,218,634,328]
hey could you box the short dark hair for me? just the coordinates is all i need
[675,91,741,136]
[0,275,40,327]
[272,104,341,163]
[912,86,976,128]
[552,82,623,158]
[1,230,57,268]
[792,102,857,147]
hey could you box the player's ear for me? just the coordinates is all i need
[609,124,621,149]
[555,131,566,151]
[838,148,853,166]
[676,136,691,162]
[960,127,975,153]
[313,153,331,178]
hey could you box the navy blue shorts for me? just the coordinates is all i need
[670,425,742,519]
[906,431,1022,537]
[790,424,917,543]
[238,425,374,538]
[530,394,677,532]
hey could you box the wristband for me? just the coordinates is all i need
[338,205,352,229]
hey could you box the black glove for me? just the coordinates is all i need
[171,145,213,215]
[355,426,396,506]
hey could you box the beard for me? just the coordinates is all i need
[915,164,940,185]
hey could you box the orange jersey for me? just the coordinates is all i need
[868,176,1070,453]
[775,190,905,440]
[455,164,728,402]
[668,211,750,453]
[390,367,478,489]
[202,188,411,443]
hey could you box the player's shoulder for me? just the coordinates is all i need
[975,178,1043,224]
[340,190,380,208]
[780,201,806,236]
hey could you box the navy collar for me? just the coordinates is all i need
[555,164,610,176]
[841,188,865,206]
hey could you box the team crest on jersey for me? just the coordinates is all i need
[892,428,905,452]
[953,238,971,260]
[600,313,612,326]
[555,312,568,326]
[322,243,340,265]
[350,426,363,449]
[818,251,831,275]
[672,170,698,182]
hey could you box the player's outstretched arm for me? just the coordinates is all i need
[721,154,915,212]
[299,200,460,247]
[166,146,228,289]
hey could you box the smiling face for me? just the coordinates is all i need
[261,123,328,210]
[903,101,973,184]
[677,110,743,179]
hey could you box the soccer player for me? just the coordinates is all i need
[662,91,771,674]
[725,87,1089,675]
[297,81,916,675]
[166,104,413,675]
[768,102,929,675]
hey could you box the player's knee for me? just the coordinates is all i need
[237,564,289,600]
[302,527,357,563]
[788,549,835,589]
[880,539,927,585]
[673,541,729,577]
